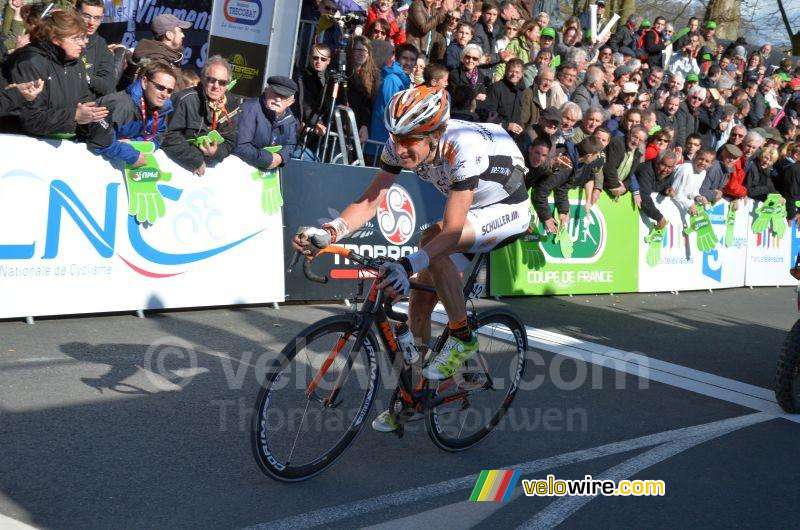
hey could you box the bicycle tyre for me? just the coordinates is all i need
[251,314,381,481]
[426,309,527,451]
[775,318,800,413]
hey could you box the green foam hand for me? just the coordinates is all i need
[752,194,781,234]
[772,202,787,239]
[251,145,284,215]
[724,204,736,247]
[643,224,667,267]
[521,223,546,270]
[684,206,718,253]
[125,141,172,224]
[188,130,224,148]
[554,222,573,258]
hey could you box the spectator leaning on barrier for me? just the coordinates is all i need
[122,13,189,90]
[161,55,238,176]
[93,60,176,166]
[671,147,716,215]
[4,9,112,151]
[745,146,782,203]
[75,0,114,98]
[603,123,647,197]
[631,149,678,228]
[699,142,739,205]
[234,76,298,172]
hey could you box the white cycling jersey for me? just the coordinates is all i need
[380,120,529,209]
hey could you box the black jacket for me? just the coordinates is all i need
[642,29,666,68]
[779,160,800,219]
[234,96,298,170]
[293,65,327,127]
[745,163,778,202]
[633,159,673,222]
[697,105,723,149]
[603,135,641,190]
[448,65,492,100]
[82,32,116,98]
[485,78,524,130]
[3,40,111,150]
[746,92,766,128]
[674,102,699,149]
[609,24,635,52]
[161,85,238,172]
[656,109,677,130]
[471,21,501,63]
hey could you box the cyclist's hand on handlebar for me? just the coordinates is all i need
[292,226,332,255]
[378,261,411,297]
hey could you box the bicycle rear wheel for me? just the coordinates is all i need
[426,309,527,451]
[251,315,381,481]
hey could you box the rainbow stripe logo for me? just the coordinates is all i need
[469,470,522,501]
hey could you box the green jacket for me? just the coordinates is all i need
[495,37,537,80]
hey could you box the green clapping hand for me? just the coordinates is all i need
[752,194,781,234]
[554,222,573,258]
[522,223,546,270]
[724,204,736,247]
[644,223,668,267]
[188,130,224,148]
[125,141,172,224]
[684,205,718,253]
[252,145,284,215]
[771,202,787,239]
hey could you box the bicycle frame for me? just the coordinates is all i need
[301,247,495,417]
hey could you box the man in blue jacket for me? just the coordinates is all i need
[94,61,177,166]
[367,43,419,150]
[235,76,299,171]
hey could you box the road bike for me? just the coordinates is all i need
[251,245,528,481]
[775,252,800,413]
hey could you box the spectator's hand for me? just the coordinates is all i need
[554,154,572,170]
[499,50,516,62]
[359,125,368,144]
[544,217,558,234]
[610,183,626,197]
[314,122,327,136]
[475,93,487,102]
[713,189,722,202]
[193,163,207,177]
[696,195,708,206]
[656,217,668,229]
[14,33,30,50]
[10,0,23,18]
[199,138,218,158]
[665,187,675,198]
[75,102,109,124]
[507,122,523,135]
[633,194,642,208]
[132,151,148,168]
[267,153,283,170]
[606,84,620,101]
[9,78,44,102]
[107,43,127,52]
[674,146,683,162]
[689,205,698,216]
[591,188,601,205]
[443,0,459,12]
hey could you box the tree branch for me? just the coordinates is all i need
[776,0,794,37]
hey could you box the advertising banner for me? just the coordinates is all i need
[489,191,640,296]
[0,134,284,319]
[282,162,446,301]
[208,0,275,97]
[637,198,748,292]
[744,200,798,287]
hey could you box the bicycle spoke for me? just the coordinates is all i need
[286,397,313,465]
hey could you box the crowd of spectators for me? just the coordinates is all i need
[1,0,800,230]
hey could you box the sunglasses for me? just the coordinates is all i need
[311,54,331,62]
[205,76,229,86]
[390,133,427,147]
[464,55,480,62]
[371,29,387,36]
[147,78,175,94]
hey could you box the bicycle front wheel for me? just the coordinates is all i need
[426,309,527,451]
[251,315,381,481]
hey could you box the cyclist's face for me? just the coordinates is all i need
[391,133,433,168]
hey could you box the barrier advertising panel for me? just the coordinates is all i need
[745,200,798,287]
[489,191,639,296]
[637,198,748,292]
[0,134,284,319]
[282,162,446,301]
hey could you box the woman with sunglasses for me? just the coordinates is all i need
[495,20,539,80]
[448,43,491,104]
[5,9,112,149]
[366,0,407,45]
[295,87,530,425]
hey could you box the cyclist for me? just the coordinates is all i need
[293,85,531,431]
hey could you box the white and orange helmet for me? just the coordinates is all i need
[384,86,450,136]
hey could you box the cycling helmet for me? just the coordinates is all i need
[384,86,450,136]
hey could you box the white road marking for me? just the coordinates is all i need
[245,413,773,530]
[0,512,39,529]
[420,306,799,423]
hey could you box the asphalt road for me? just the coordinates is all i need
[0,287,797,529]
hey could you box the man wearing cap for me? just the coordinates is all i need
[701,21,717,59]
[684,72,700,93]
[539,27,557,53]
[603,124,647,196]
[162,55,238,176]
[700,142,738,204]
[235,76,299,172]
[609,14,641,54]
[522,105,561,154]
[124,14,191,90]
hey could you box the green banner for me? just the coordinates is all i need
[490,190,640,295]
